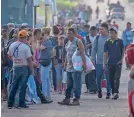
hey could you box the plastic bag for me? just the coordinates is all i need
[72,49,95,72]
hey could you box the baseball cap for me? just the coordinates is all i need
[110,26,118,33]
[19,30,29,37]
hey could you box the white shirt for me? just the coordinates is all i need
[8,41,32,67]
[89,35,97,44]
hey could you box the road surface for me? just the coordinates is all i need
[1,0,133,117]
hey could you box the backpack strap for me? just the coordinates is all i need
[12,43,22,57]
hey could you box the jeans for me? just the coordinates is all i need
[40,63,52,97]
[52,66,57,91]
[96,64,111,94]
[8,66,29,106]
[108,64,122,94]
[85,70,97,92]
[66,71,82,99]
[56,63,63,81]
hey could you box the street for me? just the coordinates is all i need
[1,0,133,117]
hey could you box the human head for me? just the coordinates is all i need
[99,23,109,36]
[127,22,131,30]
[83,24,90,32]
[7,23,15,32]
[27,32,33,44]
[2,24,8,38]
[109,27,118,39]
[13,28,19,40]
[90,26,97,36]
[53,25,60,35]
[58,35,64,46]
[33,28,41,40]
[41,27,51,40]
[70,24,78,34]
[67,28,75,41]
[18,30,29,42]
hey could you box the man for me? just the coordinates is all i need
[85,26,98,94]
[96,20,102,31]
[79,24,90,38]
[7,30,34,109]
[122,22,133,69]
[91,23,111,99]
[103,27,124,100]
[58,28,86,106]
[1,24,9,101]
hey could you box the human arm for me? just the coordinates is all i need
[103,41,108,70]
[78,40,86,70]
[91,37,97,64]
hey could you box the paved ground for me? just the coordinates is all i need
[1,64,130,117]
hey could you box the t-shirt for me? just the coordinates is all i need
[8,41,32,67]
[104,39,124,64]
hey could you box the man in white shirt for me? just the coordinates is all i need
[7,30,34,109]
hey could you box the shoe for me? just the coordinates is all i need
[7,105,13,109]
[98,90,102,98]
[112,93,119,100]
[106,93,111,99]
[68,99,80,106]
[41,98,53,104]
[89,90,97,94]
[15,105,29,109]
[58,98,70,105]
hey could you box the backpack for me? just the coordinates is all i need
[126,43,134,65]
[1,39,10,67]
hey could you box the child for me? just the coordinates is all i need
[53,36,65,94]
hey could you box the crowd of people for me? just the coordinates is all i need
[1,20,134,116]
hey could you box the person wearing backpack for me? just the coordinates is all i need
[91,23,111,99]
[103,27,124,100]
[39,28,53,102]
[85,26,98,94]
[58,28,86,106]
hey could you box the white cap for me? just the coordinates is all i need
[110,26,118,33]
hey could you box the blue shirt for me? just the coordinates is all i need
[91,35,109,64]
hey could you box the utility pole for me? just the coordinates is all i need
[45,4,48,26]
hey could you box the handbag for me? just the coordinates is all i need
[39,58,51,67]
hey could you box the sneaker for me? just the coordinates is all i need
[41,98,53,104]
[58,98,70,105]
[98,90,102,98]
[68,99,80,106]
[7,105,13,109]
[112,93,119,100]
[15,105,29,109]
[106,93,111,99]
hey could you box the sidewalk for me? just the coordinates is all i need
[1,65,129,117]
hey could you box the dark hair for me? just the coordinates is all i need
[53,25,60,35]
[127,22,131,26]
[33,29,41,36]
[68,28,75,34]
[101,23,109,30]
[90,26,97,31]
[84,24,90,29]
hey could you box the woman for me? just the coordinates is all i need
[39,28,53,101]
